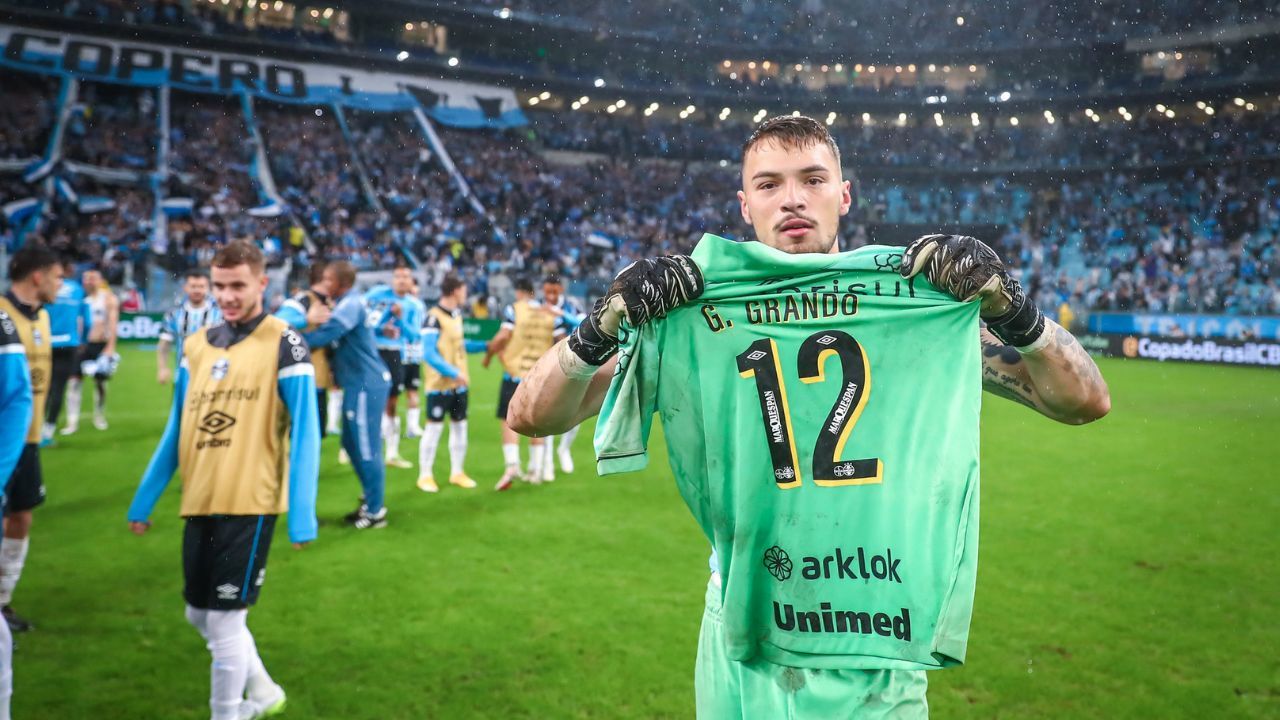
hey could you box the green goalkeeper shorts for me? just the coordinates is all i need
[695,577,930,719]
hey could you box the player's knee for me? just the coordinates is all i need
[2,513,32,540]
[205,609,249,643]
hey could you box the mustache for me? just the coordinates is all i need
[775,214,817,231]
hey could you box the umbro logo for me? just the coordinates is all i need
[215,583,240,600]
[198,411,236,435]
[746,351,767,361]
[816,335,837,345]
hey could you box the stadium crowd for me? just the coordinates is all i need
[44,0,1276,52]
[2,69,1278,318]
[531,106,1280,168]
[15,0,1276,105]
[451,0,1280,50]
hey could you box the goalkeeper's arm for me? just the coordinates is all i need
[900,234,1110,424]
[507,344,619,436]
[508,255,703,436]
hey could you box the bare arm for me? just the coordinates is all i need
[156,337,172,383]
[104,294,120,355]
[507,339,618,436]
[980,319,1110,425]
[483,326,512,369]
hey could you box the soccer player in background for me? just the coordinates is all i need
[157,269,221,385]
[302,260,392,529]
[0,245,60,633]
[364,266,415,469]
[0,299,34,720]
[535,275,585,480]
[41,257,90,444]
[128,241,319,720]
[401,278,427,439]
[276,262,336,435]
[415,274,486,492]
[509,116,1111,717]
[483,277,567,490]
[64,267,118,433]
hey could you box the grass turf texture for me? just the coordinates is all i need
[13,347,1279,718]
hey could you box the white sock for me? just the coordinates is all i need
[0,538,29,607]
[206,609,252,720]
[0,612,10,720]
[544,441,556,468]
[527,442,544,477]
[406,407,421,433]
[419,423,444,475]
[41,422,54,441]
[64,380,81,426]
[448,420,468,477]
[93,380,107,416]
[559,425,580,453]
[502,443,520,469]
[383,415,401,460]
[326,391,343,433]
[244,630,276,701]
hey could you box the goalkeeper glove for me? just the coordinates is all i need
[567,255,704,367]
[899,234,1046,348]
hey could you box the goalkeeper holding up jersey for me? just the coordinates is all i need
[510,116,1110,717]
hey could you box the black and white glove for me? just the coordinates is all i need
[566,255,704,367]
[899,234,1045,348]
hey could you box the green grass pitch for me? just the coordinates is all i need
[12,347,1280,718]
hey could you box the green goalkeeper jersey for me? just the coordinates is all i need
[595,234,982,671]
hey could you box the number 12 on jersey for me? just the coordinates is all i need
[736,330,883,489]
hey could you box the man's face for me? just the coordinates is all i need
[211,264,267,323]
[450,284,469,307]
[542,282,563,305]
[392,268,413,295]
[738,139,851,254]
[83,270,102,293]
[34,264,64,305]
[321,268,340,297]
[185,276,209,305]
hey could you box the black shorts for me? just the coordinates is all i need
[317,389,329,435]
[379,349,404,397]
[4,444,45,513]
[425,389,468,423]
[497,375,520,421]
[81,341,108,378]
[402,362,421,391]
[183,515,277,610]
[46,347,79,422]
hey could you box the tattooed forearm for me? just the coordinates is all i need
[981,376,1039,409]
[1053,324,1106,389]
[979,320,1111,424]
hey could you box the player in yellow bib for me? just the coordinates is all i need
[0,244,61,634]
[415,275,487,492]
[484,277,570,490]
[129,242,320,720]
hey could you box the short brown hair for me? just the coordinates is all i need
[440,274,464,296]
[308,260,328,287]
[211,241,266,274]
[329,260,357,291]
[9,243,59,282]
[742,115,841,167]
